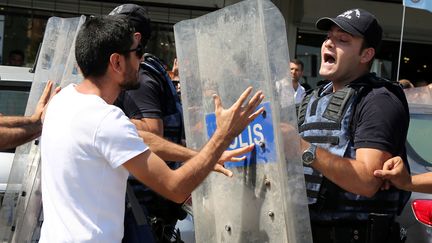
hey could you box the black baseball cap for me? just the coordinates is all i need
[316,9,382,49]
[109,4,152,46]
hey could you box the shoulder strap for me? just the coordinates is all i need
[141,54,181,115]
[126,182,149,226]
[297,91,314,127]
[322,87,355,122]
[297,82,332,126]
[142,54,177,97]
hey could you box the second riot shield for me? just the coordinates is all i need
[174,0,312,242]
[0,16,85,242]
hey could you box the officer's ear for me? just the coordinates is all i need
[360,47,375,64]
[134,32,142,45]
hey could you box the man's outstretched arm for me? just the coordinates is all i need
[124,87,264,203]
[0,81,57,149]
[138,129,254,177]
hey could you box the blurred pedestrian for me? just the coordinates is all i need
[399,79,414,89]
[7,49,25,66]
[171,58,181,96]
[290,59,306,104]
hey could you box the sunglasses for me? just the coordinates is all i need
[125,44,144,59]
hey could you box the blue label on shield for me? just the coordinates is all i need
[205,101,276,168]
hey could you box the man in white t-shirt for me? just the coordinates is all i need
[290,59,306,104]
[40,15,264,242]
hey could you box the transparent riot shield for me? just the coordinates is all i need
[0,16,85,242]
[174,0,312,242]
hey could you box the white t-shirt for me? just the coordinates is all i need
[294,84,306,104]
[275,79,306,107]
[40,84,148,243]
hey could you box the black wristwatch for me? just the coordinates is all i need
[302,144,317,165]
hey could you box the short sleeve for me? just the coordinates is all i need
[121,71,164,119]
[95,107,149,168]
[353,88,408,155]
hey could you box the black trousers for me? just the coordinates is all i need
[311,215,406,243]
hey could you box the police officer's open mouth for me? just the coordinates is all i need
[323,53,335,63]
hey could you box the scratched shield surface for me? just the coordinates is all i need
[174,0,312,242]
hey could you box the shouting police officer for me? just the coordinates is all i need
[297,8,410,243]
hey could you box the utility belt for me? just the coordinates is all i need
[311,213,407,243]
[143,212,182,243]
[124,200,183,243]
[140,193,187,224]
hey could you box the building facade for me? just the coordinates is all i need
[0,0,430,88]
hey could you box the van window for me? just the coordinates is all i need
[0,69,32,153]
[0,65,33,116]
[0,89,30,115]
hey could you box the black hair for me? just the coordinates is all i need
[290,58,304,71]
[359,38,377,69]
[126,9,151,48]
[75,15,135,78]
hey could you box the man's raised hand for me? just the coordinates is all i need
[213,87,264,140]
[214,144,255,177]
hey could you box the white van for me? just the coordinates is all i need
[0,65,34,198]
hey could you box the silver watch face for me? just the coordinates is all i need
[302,151,314,164]
[302,144,316,165]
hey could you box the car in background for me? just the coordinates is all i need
[398,85,432,243]
[0,65,33,201]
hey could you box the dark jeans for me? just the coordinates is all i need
[122,205,156,243]
[122,202,184,243]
